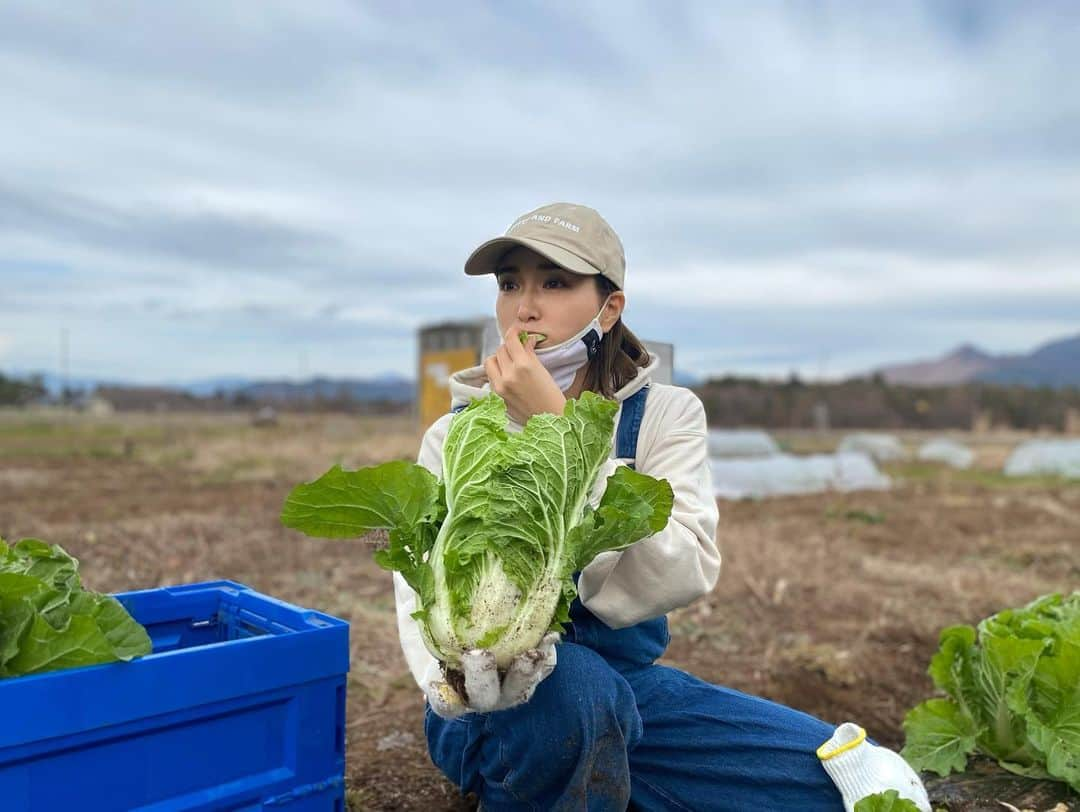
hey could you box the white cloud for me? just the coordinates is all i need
[1,1,1077,381]
[632,251,1080,310]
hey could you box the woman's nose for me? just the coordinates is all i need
[516,292,540,321]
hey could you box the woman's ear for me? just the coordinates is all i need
[601,290,626,332]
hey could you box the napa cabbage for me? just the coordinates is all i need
[901,591,1080,793]
[281,391,673,668]
[0,537,152,679]
[853,791,923,812]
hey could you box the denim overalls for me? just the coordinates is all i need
[426,387,844,811]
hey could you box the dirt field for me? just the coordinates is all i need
[1,409,1077,810]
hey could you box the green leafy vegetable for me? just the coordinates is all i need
[282,391,673,668]
[853,790,923,811]
[902,591,1080,792]
[0,537,152,679]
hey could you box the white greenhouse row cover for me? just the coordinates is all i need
[836,433,907,462]
[1003,439,1080,478]
[703,429,1079,500]
[917,438,975,469]
[707,429,780,459]
[710,453,891,500]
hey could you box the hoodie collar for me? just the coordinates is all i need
[448,352,660,422]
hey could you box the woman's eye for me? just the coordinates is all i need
[497,278,565,291]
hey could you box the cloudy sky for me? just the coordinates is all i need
[2,1,1077,385]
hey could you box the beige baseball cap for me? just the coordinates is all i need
[464,202,626,289]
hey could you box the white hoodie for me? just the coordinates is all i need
[393,352,721,690]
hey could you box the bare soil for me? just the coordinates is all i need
[1,411,1077,810]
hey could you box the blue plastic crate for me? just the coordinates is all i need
[0,580,350,811]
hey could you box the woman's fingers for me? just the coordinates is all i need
[504,328,539,361]
[483,354,501,389]
[426,678,467,720]
[537,634,558,676]
[498,329,540,397]
[461,649,501,712]
[499,640,559,709]
[503,326,528,362]
[500,648,548,706]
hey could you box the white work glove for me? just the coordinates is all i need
[423,632,559,720]
[818,722,931,812]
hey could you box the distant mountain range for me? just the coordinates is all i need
[13,368,702,402]
[11,336,1074,404]
[15,371,417,403]
[874,332,1080,388]
[232,374,415,404]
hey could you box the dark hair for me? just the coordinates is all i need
[580,276,650,398]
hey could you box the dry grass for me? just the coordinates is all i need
[1,410,1077,810]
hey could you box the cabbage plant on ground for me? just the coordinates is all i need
[0,537,152,679]
[853,790,923,811]
[281,391,673,669]
[901,591,1080,792]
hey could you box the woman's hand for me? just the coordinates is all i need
[423,633,561,719]
[484,327,567,424]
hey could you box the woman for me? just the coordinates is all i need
[393,203,929,811]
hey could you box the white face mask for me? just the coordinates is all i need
[504,297,610,392]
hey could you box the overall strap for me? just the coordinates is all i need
[567,381,667,665]
[615,384,650,469]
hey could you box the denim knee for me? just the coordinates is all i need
[426,642,643,811]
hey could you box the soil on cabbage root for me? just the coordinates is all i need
[2,419,1078,810]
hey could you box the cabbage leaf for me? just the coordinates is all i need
[0,537,152,679]
[902,591,1080,792]
[853,790,923,812]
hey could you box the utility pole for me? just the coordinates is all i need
[813,348,831,432]
[816,349,828,383]
[60,327,69,405]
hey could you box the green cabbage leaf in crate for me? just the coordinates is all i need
[0,537,151,679]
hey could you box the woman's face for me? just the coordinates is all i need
[494,246,624,346]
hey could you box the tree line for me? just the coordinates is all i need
[0,373,47,406]
[693,374,1080,431]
